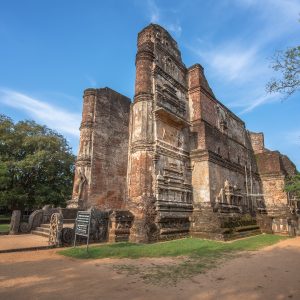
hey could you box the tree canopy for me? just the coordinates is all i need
[267,45,300,98]
[285,172,300,199]
[0,114,75,210]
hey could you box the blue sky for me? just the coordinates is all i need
[0,0,299,169]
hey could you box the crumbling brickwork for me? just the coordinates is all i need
[69,88,131,210]
[249,132,265,154]
[188,64,263,239]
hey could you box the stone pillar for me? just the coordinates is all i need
[188,65,210,235]
[126,27,155,243]
[108,211,134,243]
[68,89,95,209]
[9,210,21,235]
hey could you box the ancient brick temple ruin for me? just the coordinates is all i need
[68,24,299,242]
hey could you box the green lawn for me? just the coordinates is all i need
[0,224,10,232]
[0,215,10,222]
[59,234,287,259]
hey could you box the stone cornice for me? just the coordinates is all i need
[191,149,260,179]
[260,173,286,180]
[130,141,154,153]
[133,93,153,103]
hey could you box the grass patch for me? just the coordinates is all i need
[0,215,10,221]
[59,234,286,259]
[59,234,287,285]
[0,224,9,232]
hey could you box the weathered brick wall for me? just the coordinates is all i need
[260,175,288,216]
[281,155,297,176]
[256,151,282,175]
[188,64,260,202]
[249,132,265,154]
[71,88,131,210]
[188,60,264,239]
[256,150,297,219]
[90,88,131,209]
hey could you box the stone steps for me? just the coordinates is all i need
[32,221,75,238]
[35,226,50,233]
[32,224,50,238]
[31,230,49,238]
[40,224,50,229]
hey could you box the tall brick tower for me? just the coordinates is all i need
[127,24,193,243]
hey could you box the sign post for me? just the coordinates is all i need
[73,211,91,251]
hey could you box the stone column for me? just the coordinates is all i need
[9,210,21,235]
[126,27,155,243]
[68,89,95,209]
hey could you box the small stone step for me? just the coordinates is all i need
[64,219,75,224]
[31,230,49,238]
[34,227,50,233]
[40,224,50,229]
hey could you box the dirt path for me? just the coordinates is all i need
[0,234,50,252]
[0,237,300,300]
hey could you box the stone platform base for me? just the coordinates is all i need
[191,225,261,241]
[191,207,261,241]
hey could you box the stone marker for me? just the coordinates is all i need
[9,210,21,235]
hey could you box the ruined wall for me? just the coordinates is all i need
[188,64,263,238]
[256,151,297,216]
[70,88,131,210]
[127,24,192,242]
[249,132,265,154]
[248,128,299,234]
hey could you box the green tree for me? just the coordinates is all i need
[285,172,300,199]
[0,114,75,210]
[267,46,300,98]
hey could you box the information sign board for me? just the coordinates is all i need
[73,211,91,250]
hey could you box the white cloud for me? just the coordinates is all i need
[165,23,182,36]
[194,45,259,81]
[148,0,160,23]
[238,93,280,114]
[0,89,80,137]
[234,0,300,40]
[146,0,182,36]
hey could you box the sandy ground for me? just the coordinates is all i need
[0,234,50,252]
[0,237,300,300]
